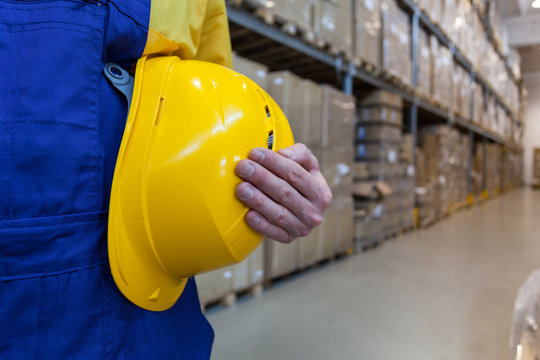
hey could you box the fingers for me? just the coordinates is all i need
[235,182,311,239]
[236,161,322,228]
[244,210,295,244]
[276,143,319,173]
[247,145,331,208]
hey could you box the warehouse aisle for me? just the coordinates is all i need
[207,188,540,360]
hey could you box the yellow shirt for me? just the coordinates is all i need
[144,0,232,68]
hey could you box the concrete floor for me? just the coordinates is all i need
[207,188,540,360]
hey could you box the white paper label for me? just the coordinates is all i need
[273,77,284,85]
[223,270,233,279]
[380,108,387,120]
[388,149,397,163]
[390,110,397,123]
[255,270,263,278]
[407,164,415,177]
[421,47,429,58]
[400,32,408,45]
[337,163,350,176]
[364,0,374,11]
[373,204,383,218]
[256,70,266,78]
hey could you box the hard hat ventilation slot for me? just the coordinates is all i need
[265,105,271,118]
[267,130,274,149]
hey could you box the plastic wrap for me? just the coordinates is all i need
[510,269,540,360]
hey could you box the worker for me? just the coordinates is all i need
[0,1,331,359]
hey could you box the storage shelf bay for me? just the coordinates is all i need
[226,5,522,152]
[398,0,519,125]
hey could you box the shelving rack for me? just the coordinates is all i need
[227,0,523,197]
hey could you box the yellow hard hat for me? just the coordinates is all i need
[106,56,294,311]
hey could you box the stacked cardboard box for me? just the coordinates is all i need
[475,142,502,196]
[196,246,265,304]
[381,0,411,86]
[532,148,540,188]
[315,0,353,59]
[486,143,501,195]
[354,0,381,69]
[267,0,313,35]
[472,81,483,126]
[415,125,468,221]
[320,85,355,256]
[431,37,453,109]
[417,28,431,97]
[452,64,471,119]
[353,91,413,246]
[501,149,523,191]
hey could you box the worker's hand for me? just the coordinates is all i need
[235,143,332,244]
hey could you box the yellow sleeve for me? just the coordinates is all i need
[145,0,233,68]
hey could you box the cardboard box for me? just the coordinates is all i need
[333,196,353,254]
[321,85,356,148]
[268,72,323,147]
[355,141,400,163]
[533,148,540,179]
[232,54,269,89]
[356,123,402,141]
[265,238,297,279]
[401,133,414,164]
[196,266,234,303]
[357,106,403,126]
[248,245,265,286]
[381,0,411,86]
[417,27,431,97]
[315,0,353,59]
[358,89,403,108]
[317,201,337,260]
[354,0,381,68]
[270,0,313,34]
[296,226,320,269]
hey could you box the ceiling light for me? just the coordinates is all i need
[533,0,540,9]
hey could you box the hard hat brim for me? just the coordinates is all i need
[108,56,188,312]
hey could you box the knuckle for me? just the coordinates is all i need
[278,187,295,204]
[287,164,303,184]
[274,206,288,225]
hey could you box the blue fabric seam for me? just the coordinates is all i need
[108,0,148,30]
[8,120,97,131]
[6,26,101,38]
[0,262,107,282]
[0,218,106,229]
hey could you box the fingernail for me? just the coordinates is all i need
[251,150,265,163]
[240,162,254,177]
[249,213,261,225]
[280,149,295,159]
[238,185,254,200]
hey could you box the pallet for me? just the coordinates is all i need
[201,283,263,313]
[355,235,384,252]
[229,0,326,51]
[265,249,353,287]
[352,57,379,76]
[381,71,412,93]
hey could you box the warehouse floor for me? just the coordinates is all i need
[206,188,540,360]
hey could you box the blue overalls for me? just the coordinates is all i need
[0,1,214,358]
